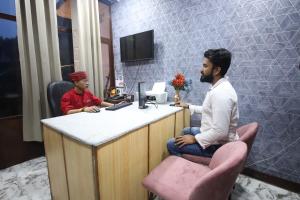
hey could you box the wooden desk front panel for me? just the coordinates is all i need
[63,137,97,200]
[184,109,191,127]
[97,126,148,200]
[175,109,191,137]
[43,126,69,200]
[149,114,175,171]
[175,110,184,137]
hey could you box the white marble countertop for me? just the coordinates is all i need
[41,102,182,147]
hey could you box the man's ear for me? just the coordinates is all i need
[213,66,221,76]
[74,81,79,86]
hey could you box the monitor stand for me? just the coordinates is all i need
[138,82,148,109]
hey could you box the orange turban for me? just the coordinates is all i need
[69,71,87,82]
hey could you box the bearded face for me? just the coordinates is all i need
[200,58,214,83]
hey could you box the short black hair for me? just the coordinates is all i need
[204,48,232,77]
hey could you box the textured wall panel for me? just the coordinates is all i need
[111,0,300,184]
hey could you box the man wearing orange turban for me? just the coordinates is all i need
[61,71,113,115]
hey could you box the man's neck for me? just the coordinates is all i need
[74,87,84,94]
[212,76,222,86]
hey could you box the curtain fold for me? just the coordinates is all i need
[71,0,104,97]
[16,0,62,141]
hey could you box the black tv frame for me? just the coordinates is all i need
[120,30,154,62]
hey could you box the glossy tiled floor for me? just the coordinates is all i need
[0,157,299,200]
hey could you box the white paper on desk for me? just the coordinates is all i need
[151,82,166,93]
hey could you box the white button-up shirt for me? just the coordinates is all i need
[189,78,239,149]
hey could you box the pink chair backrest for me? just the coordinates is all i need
[190,141,247,200]
[209,141,247,170]
[237,122,259,154]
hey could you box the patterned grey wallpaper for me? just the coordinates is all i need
[111,0,300,184]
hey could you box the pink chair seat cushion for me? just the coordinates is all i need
[143,156,210,200]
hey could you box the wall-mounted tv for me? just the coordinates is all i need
[120,30,154,62]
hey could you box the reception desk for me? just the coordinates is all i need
[41,102,190,200]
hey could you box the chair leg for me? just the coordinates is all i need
[148,192,155,200]
[228,183,236,200]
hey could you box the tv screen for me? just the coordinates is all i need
[120,30,154,62]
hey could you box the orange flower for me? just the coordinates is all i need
[169,73,192,91]
[175,73,185,81]
[171,73,186,89]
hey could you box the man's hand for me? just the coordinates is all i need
[176,101,189,109]
[83,106,100,113]
[175,135,196,148]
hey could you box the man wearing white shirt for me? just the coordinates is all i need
[167,48,239,157]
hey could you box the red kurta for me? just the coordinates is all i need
[61,88,102,114]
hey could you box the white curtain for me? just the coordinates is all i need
[15,0,62,141]
[71,0,104,97]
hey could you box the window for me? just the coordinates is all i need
[0,0,22,117]
[56,0,74,81]
[0,1,16,16]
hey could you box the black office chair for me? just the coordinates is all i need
[47,81,74,117]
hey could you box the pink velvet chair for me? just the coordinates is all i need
[182,122,259,165]
[142,141,247,200]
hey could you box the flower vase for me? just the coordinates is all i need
[174,90,181,105]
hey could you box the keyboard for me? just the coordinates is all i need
[105,102,133,111]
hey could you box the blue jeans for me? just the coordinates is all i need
[167,127,221,157]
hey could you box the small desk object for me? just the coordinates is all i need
[41,102,190,200]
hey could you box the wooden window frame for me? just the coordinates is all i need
[0,13,16,21]
[100,6,115,89]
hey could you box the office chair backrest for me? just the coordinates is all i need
[47,81,73,117]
